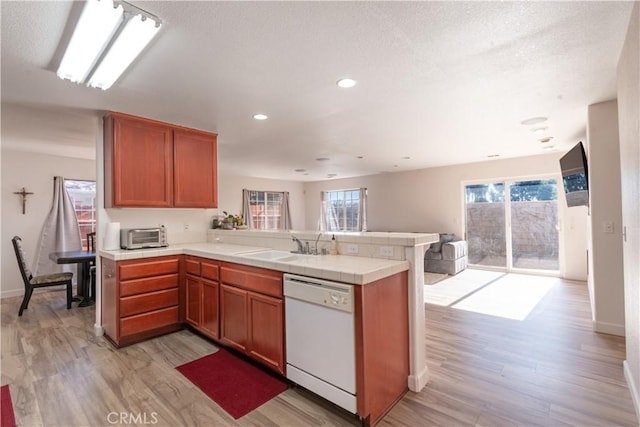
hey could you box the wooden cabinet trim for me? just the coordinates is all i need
[355,271,409,425]
[104,112,218,209]
[219,263,282,298]
[185,257,201,276]
[201,260,219,281]
[119,257,180,281]
[247,291,284,374]
[120,306,180,337]
[220,284,248,352]
[173,130,218,208]
[106,113,173,208]
[120,274,178,297]
[120,288,179,318]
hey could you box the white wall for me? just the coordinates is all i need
[303,153,588,280]
[617,2,640,419]
[1,149,96,297]
[101,175,305,246]
[587,100,626,336]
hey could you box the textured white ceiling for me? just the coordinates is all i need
[0,1,633,181]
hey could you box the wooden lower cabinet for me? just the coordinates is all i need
[185,275,201,327]
[247,292,284,372]
[219,262,285,374]
[220,284,248,352]
[101,255,181,347]
[185,256,220,339]
[201,279,219,338]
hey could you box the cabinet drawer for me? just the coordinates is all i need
[220,264,282,298]
[120,274,178,297]
[119,258,179,281]
[120,306,179,337]
[185,257,201,276]
[201,260,219,281]
[120,288,179,317]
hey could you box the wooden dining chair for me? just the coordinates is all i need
[12,236,73,316]
[87,232,96,302]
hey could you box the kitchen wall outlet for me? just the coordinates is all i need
[184,223,190,231]
[379,246,394,257]
[603,221,614,234]
[346,244,359,254]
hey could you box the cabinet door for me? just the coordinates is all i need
[107,114,173,207]
[201,279,219,339]
[247,291,284,373]
[185,275,201,327]
[173,129,218,208]
[220,284,247,352]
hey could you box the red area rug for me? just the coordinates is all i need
[176,349,287,419]
[1,385,16,427]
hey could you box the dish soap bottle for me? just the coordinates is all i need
[329,234,338,255]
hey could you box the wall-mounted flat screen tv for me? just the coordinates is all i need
[559,141,589,207]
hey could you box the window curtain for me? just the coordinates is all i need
[33,176,82,276]
[319,191,339,231]
[242,189,254,229]
[281,191,292,230]
[320,188,368,231]
[358,188,368,232]
[242,189,292,230]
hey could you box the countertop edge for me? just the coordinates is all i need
[98,244,410,285]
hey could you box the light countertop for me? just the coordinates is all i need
[99,242,410,285]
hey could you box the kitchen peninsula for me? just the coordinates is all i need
[99,230,437,426]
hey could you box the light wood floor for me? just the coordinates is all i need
[1,277,638,426]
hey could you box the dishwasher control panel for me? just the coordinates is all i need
[283,273,353,313]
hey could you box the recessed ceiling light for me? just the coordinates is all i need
[402,156,411,160]
[532,127,547,134]
[393,164,399,168]
[539,137,554,143]
[336,78,357,88]
[327,173,337,178]
[520,117,548,126]
[356,156,364,159]
[253,113,268,120]
[294,169,306,172]
[487,154,500,158]
[542,145,555,150]
[315,157,330,161]
[303,173,309,176]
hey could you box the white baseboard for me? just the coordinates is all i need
[593,320,625,336]
[624,360,640,423]
[1,289,24,299]
[94,323,104,337]
[408,365,429,392]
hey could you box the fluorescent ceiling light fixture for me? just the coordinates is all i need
[57,0,162,90]
[336,78,357,88]
[253,114,268,120]
[57,0,124,83]
[89,14,161,90]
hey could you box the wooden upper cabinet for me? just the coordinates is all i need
[104,112,218,208]
[173,129,218,208]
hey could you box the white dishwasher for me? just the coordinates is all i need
[283,273,356,413]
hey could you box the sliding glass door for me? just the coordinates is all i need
[465,178,559,272]
[465,183,507,268]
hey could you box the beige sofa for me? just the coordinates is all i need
[424,234,468,275]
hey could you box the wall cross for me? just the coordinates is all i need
[13,187,34,214]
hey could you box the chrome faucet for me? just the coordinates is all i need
[292,235,305,253]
